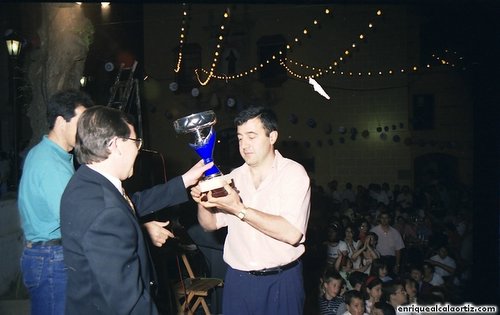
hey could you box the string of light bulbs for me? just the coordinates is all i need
[431,49,465,68]
[285,10,383,80]
[206,53,457,85]
[194,9,231,85]
[174,3,189,73]
[197,54,284,81]
[284,8,334,54]
[175,6,462,86]
[197,8,383,82]
[196,7,334,82]
[283,57,466,79]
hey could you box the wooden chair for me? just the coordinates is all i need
[174,253,223,315]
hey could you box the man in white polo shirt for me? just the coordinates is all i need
[370,211,405,277]
[191,107,311,315]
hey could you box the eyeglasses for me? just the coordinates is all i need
[121,137,143,150]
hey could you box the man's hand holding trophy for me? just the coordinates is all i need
[173,110,235,200]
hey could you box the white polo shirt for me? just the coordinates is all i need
[215,150,311,271]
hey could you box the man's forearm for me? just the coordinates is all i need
[197,204,218,231]
[236,206,303,246]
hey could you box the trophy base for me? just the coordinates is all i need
[200,175,235,201]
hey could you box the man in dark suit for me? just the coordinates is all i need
[60,106,212,315]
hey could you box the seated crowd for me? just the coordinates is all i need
[303,180,473,315]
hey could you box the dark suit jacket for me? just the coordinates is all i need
[60,165,188,315]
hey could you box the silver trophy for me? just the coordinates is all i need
[173,110,233,197]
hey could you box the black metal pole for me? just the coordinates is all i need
[9,56,19,190]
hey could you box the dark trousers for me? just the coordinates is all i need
[222,261,304,315]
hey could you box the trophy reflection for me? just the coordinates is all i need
[173,110,233,198]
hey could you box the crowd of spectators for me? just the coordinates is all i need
[303,179,473,314]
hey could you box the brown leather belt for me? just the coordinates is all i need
[248,259,300,276]
[26,239,62,248]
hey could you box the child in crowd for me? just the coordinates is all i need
[421,262,444,287]
[319,267,347,315]
[372,301,396,315]
[382,280,408,310]
[336,252,370,288]
[342,290,368,315]
[363,276,383,314]
[410,264,445,303]
[403,277,418,304]
[426,244,457,285]
[370,258,392,282]
[348,271,368,291]
[344,225,360,257]
[352,231,380,274]
[357,220,370,243]
[326,223,348,266]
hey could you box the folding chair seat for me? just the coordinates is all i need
[174,253,223,315]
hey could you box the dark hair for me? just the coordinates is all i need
[373,301,396,315]
[47,89,94,129]
[436,244,449,252]
[343,289,364,306]
[381,280,404,303]
[403,277,417,287]
[321,266,343,284]
[422,262,435,273]
[320,266,343,297]
[409,264,423,273]
[329,221,340,230]
[367,231,378,242]
[370,258,387,277]
[365,275,383,288]
[75,106,134,164]
[403,277,418,296]
[362,275,383,300]
[358,219,371,230]
[348,271,368,289]
[378,210,391,220]
[234,106,278,136]
[344,224,359,241]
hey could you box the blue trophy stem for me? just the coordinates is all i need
[189,130,221,178]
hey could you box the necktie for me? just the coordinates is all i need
[122,188,136,214]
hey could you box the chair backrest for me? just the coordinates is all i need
[181,253,196,279]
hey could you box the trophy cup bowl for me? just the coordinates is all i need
[173,110,233,198]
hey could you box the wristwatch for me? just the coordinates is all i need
[237,207,248,221]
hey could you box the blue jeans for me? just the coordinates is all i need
[21,245,67,315]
